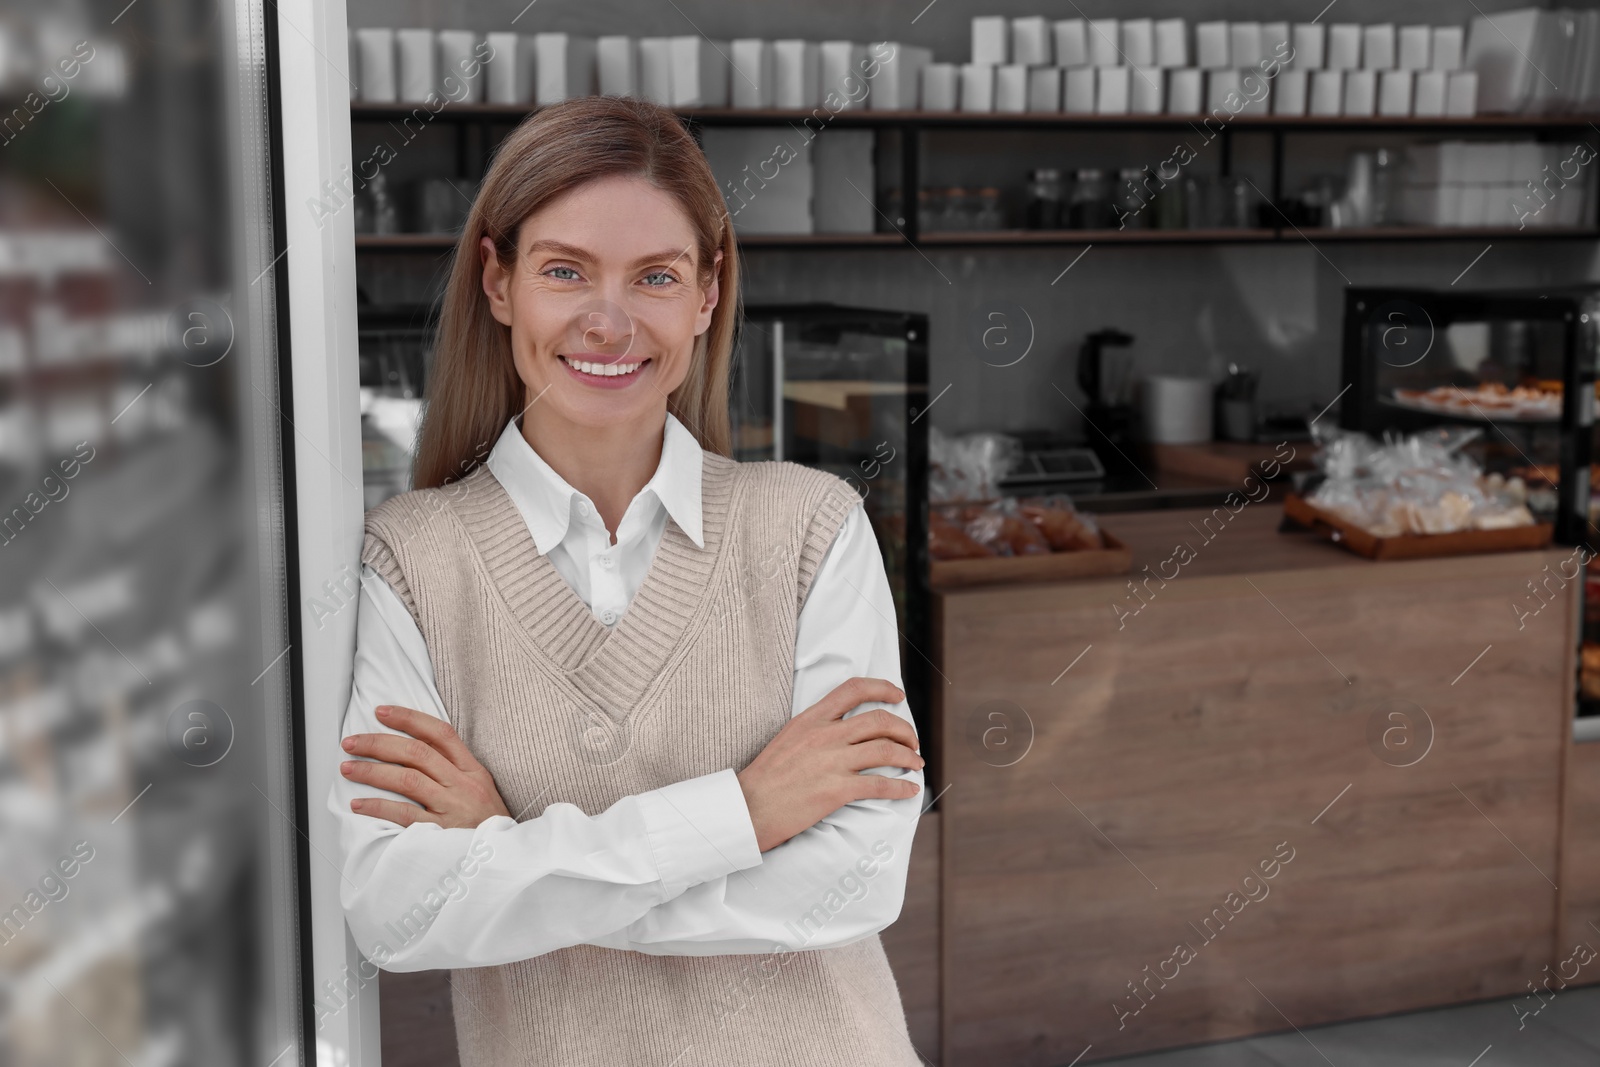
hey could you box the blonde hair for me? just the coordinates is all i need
[412,96,738,489]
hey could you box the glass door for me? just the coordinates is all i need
[0,1,305,1065]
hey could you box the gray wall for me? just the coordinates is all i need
[349,0,1600,435]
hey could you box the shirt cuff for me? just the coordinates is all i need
[637,768,762,892]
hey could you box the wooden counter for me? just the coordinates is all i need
[933,504,1583,1064]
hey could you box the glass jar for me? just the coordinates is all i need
[1114,167,1149,229]
[1183,175,1209,229]
[917,188,942,233]
[1153,177,1186,230]
[1371,147,1399,226]
[1068,168,1112,229]
[973,187,1005,230]
[944,187,973,230]
[1025,168,1064,229]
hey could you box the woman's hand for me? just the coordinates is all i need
[341,705,512,829]
[737,677,923,852]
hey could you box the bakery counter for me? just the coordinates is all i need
[931,502,1585,1065]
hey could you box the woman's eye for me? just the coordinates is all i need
[642,271,677,287]
[544,266,580,281]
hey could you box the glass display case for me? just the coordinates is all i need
[731,304,932,736]
[1340,285,1599,543]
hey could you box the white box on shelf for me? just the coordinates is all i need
[819,41,866,110]
[1089,19,1121,66]
[1155,18,1188,68]
[1012,16,1052,66]
[1310,69,1343,115]
[1432,26,1464,71]
[1261,22,1290,64]
[1206,68,1241,111]
[702,127,813,234]
[1273,68,1308,114]
[1457,142,1499,183]
[670,36,727,107]
[868,43,931,111]
[1437,184,1464,226]
[1446,69,1478,116]
[485,32,534,103]
[1413,69,1447,115]
[1556,174,1586,227]
[1064,65,1096,113]
[396,28,435,103]
[597,36,637,99]
[1327,24,1361,70]
[1343,68,1376,114]
[1499,182,1537,227]
[772,40,819,108]
[1053,19,1089,68]
[813,129,876,233]
[996,64,1028,112]
[1028,67,1062,111]
[972,16,1008,66]
[1241,71,1270,114]
[1510,141,1544,184]
[1130,67,1163,113]
[1230,22,1262,69]
[438,31,483,102]
[921,63,958,110]
[1379,69,1413,115]
[1405,185,1451,226]
[729,39,773,109]
[1458,183,1488,227]
[638,37,674,105]
[1196,21,1229,69]
[536,33,598,104]
[1362,24,1396,69]
[1406,142,1448,184]
[1121,19,1155,69]
[960,63,995,112]
[356,28,397,102]
[1398,25,1431,70]
[1097,65,1130,113]
[1291,24,1325,69]
[1167,68,1202,114]
[1464,9,1537,113]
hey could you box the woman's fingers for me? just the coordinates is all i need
[805,677,906,723]
[374,705,480,771]
[845,774,922,803]
[839,707,920,752]
[349,796,440,827]
[844,738,924,773]
[341,758,446,810]
[342,731,457,783]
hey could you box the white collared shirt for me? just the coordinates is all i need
[329,413,922,968]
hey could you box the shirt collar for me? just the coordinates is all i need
[484,412,704,554]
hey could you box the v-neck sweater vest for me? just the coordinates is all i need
[360,454,920,1067]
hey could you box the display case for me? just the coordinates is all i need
[731,304,932,736]
[1340,285,1599,544]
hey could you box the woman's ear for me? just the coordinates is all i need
[695,249,723,334]
[481,235,513,327]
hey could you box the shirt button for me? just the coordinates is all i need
[598,555,615,569]
[599,609,618,626]
[576,499,592,517]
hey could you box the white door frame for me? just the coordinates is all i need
[273,2,376,1064]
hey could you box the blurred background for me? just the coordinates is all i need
[0,2,303,1066]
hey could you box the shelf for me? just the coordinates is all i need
[355,225,1598,254]
[349,101,1600,133]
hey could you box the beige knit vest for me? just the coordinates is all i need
[361,453,920,1067]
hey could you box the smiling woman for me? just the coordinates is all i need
[329,96,925,1067]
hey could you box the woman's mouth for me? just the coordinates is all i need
[558,354,649,388]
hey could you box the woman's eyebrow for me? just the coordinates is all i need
[522,241,695,272]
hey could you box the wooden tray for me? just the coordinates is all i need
[929,531,1132,589]
[1282,493,1553,561]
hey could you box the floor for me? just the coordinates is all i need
[1101,986,1600,1066]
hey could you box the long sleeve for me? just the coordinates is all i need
[586,503,924,955]
[327,565,764,972]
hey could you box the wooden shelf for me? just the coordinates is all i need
[349,101,1600,132]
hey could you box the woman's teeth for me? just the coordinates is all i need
[561,356,645,377]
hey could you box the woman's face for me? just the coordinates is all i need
[481,174,719,435]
